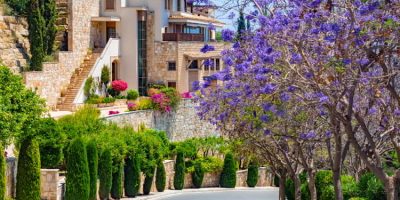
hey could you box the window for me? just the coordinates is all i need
[168,61,176,71]
[184,26,201,34]
[215,59,220,70]
[177,0,181,11]
[189,60,199,69]
[105,0,115,10]
[168,81,177,88]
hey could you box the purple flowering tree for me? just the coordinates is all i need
[195,0,400,200]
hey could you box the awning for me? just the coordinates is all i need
[185,51,221,60]
[169,12,225,27]
[91,16,121,22]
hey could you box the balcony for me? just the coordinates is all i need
[163,33,204,42]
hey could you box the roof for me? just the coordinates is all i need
[169,12,225,27]
[185,51,221,60]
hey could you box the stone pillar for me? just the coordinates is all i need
[6,157,17,198]
[40,169,60,200]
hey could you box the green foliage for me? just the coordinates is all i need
[365,176,385,200]
[84,76,95,98]
[285,178,295,200]
[111,160,123,200]
[186,157,223,174]
[156,160,166,192]
[247,160,259,187]
[160,87,181,109]
[87,140,98,200]
[143,170,155,195]
[316,170,333,199]
[37,118,65,169]
[28,0,45,71]
[43,0,57,55]
[99,149,112,200]
[16,138,41,200]
[137,98,154,110]
[237,11,246,37]
[103,97,116,103]
[124,155,141,197]
[301,182,311,200]
[0,143,6,200]
[192,161,204,188]
[349,198,367,200]
[320,185,335,200]
[220,152,237,188]
[101,65,110,86]
[174,151,185,190]
[4,0,28,16]
[0,65,45,143]
[171,137,228,160]
[65,138,90,200]
[341,175,358,200]
[127,89,140,100]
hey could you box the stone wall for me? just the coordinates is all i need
[6,158,17,198]
[40,169,60,200]
[24,0,99,109]
[104,99,219,141]
[0,16,29,73]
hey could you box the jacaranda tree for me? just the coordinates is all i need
[195,1,400,200]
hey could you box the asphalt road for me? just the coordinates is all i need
[160,188,279,200]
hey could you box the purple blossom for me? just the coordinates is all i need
[280,92,291,102]
[208,23,216,31]
[221,29,235,42]
[201,44,215,53]
[300,131,317,140]
[204,59,214,67]
[260,115,270,122]
[262,83,276,94]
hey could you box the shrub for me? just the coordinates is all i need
[124,155,141,197]
[103,97,116,103]
[16,138,41,200]
[192,162,204,188]
[101,65,110,86]
[99,149,112,200]
[341,175,358,200]
[127,89,139,100]
[112,80,128,92]
[87,141,98,200]
[128,103,138,111]
[28,0,45,71]
[357,172,385,200]
[247,160,259,187]
[151,92,172,112]
[4,0,28,16]
[301,182,311,200]
[174,151,185,190]
[65,138,90,200]
[0,143,6,200]
[320,185,335,200]
[147,88,160,96]
[220,152,237,188]
[84,76,94,98]
[285,178,295,200]
[160,87,181,109]
[349,198,367,200]
[111,160,123,200]
[37,118,65,169]
[156,160,166,192]
[143,167,155,195]
[137,98,154,110]
[316,170,333,199]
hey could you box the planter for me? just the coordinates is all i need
[97,103,107,108]
[106,102,115,107]
[115,99,127,106]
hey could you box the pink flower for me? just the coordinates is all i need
[181,92,192,99]
[111,80,128,92]
[108,110,120,115]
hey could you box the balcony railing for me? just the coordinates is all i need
[163,33,204,42]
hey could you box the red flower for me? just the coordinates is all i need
[112,80,128,92]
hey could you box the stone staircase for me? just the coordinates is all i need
[56,50,102,111]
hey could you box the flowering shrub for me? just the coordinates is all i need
[147,88,160,97]
[181,92,192,99]
[108,110,120,115]
[111,80,128,92]
[127,103,138,111]
[151,93,171,113]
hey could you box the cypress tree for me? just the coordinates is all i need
[28,0,45,71]
[43,0,57,55]
[0,143,6,200]
[156,160,166,192]
[124,155,141,197]
[220,152,237,188]
[192,162,204,188]
[65,138,90,200]
[143,168,155,195]
[99,149,112,200]
[247,160,259,187]
[236,11,246,39]
[111,160,123,200]
[16,138,41,200]
[87,141,98,200]
[174,151,185,190]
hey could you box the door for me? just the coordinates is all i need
[106,22,116,42]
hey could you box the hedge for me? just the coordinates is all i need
[99,149,112,200]
[65,138,90,200]
[247,160,258,187]
[192,162,204,188]
[316,170,333,199]
[124,155,141,197]
[174,151,185,190]
[111,160,123,199]
[143,167,155,195]
[0,143,6,200]
[87,141,98,200]
[220,152,236,188]
[156,160,166,192]
[16,138,41,200]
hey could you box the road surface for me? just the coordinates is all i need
[160,188,279,200]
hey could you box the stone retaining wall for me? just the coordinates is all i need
[104,99,219,141]
[40,169,60,200]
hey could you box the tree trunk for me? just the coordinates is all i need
[308,171,317,200]
[279,174,286,200]
[294,175,302,200]
[333,168,343,200]
[385,177,399,200]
